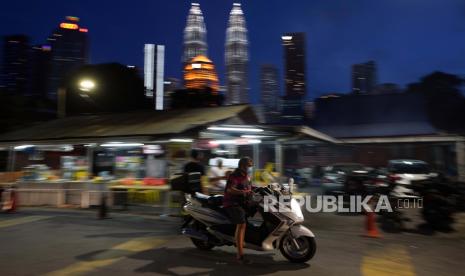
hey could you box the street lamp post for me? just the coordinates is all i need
[79,79,96,92]
[57,87,67,119]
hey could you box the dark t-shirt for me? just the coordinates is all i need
[184,161,205,176]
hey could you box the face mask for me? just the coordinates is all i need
[247,167,253,175]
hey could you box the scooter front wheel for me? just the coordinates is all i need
[280,235,316,263]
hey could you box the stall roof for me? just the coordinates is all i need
[199,125,340,145]
[313,92,443,138]
[0,105,258,144]
[316,122,438,138]
[297,126,341,144]
[0,105,340,146]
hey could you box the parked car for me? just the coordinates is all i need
[321,163,366,194]
[284,168,310,188]
[387,159,433,198]
[343,169,392,196]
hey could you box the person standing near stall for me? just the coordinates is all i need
[209,158,228,192]
[184,149,205,176]
[182,149,207,195]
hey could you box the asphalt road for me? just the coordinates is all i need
[1,207,465,276]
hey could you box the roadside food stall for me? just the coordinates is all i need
[0,105,338,210]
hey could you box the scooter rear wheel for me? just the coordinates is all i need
[191,237,215,250]
[189,220,215,250]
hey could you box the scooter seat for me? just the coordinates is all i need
[193,192,223,207]
[194,192,210,199]
[193,192,210,205]
[207,195,223,207]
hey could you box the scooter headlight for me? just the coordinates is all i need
[291,198,304,220]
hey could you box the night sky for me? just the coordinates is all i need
[1,0,464,103]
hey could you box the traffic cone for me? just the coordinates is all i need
[364,211,381,238]
[7,189,17,213]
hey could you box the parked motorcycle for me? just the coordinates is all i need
[376,172,459,233]
[411,176,457,232]
[181,181,317,263]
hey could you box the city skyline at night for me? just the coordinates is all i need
[1,0,465,104]
[1,2,465,273]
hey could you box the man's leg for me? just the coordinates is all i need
[239,223,246,254]
[235,223,246,258]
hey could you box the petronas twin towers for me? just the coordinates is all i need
[183,3,248,105]
[182,3,207,64]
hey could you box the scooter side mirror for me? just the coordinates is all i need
[288,178,294,193]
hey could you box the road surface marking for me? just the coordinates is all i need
[112,236,167,252]
[0,216,50,229]
[361,244,416,276]
[44,236,169,276]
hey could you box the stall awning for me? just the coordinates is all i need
[0,105,258,145]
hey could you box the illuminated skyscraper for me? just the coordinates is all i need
[144,44,165,110]
[47,16,89,100]
[183,55,219,93]
[281,33,306,124]
[29,44,52,98]
[1,35,29,95]
[225,3,249,104]
[183,3,207,64]
[282,33,306,97]
[144,44,155,98]
[261,64,280,123]
[163,77,180,110]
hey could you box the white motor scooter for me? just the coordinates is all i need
[181,178,316,263]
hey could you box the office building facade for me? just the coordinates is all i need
[282,33,306,97]
[260,64,280,123]
[144,44,165,110]
[352,60,377,94]
[46,16,89,100]
[29,44,52,97]
[281,33,307,124]
[163,77,180,110]
[1,35,30,95]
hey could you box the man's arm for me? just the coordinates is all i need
[209,176,225,183]
[227,186,248,196]
[209,171,227,183]
[183,162,190,173]
[200,165,205,176]
[226,178,250,196]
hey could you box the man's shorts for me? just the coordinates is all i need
[225,206,246,224]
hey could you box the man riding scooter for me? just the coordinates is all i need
[223,157,254,264]
[181,156,317,263]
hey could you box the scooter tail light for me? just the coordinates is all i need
[388,174,401,182]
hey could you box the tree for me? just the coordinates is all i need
[406,71,465,133]
[65,63,151,115]
[407,71,463,95]
[170,87,224,109]
[0,92,55,133]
